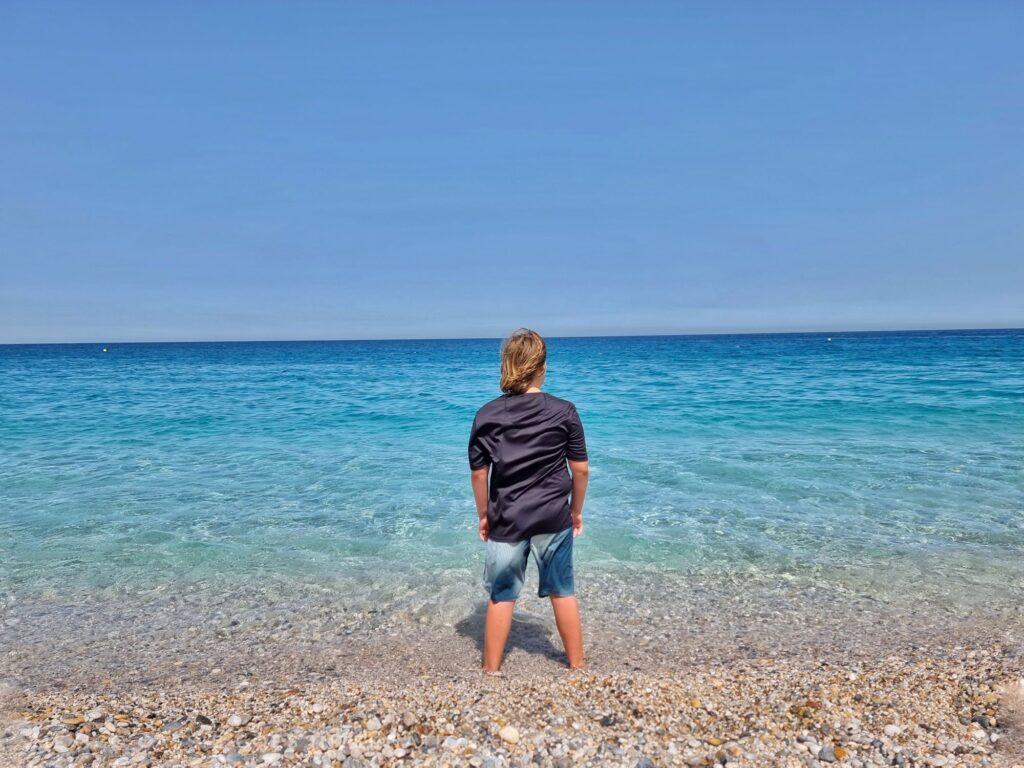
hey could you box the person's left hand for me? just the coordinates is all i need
[478,516,489,541]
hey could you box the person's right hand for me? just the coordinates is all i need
[478,516,490,541]
[572,512,583,537]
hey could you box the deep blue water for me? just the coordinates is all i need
[1,331,1022,607]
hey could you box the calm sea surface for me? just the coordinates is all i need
[2,331,1022,610]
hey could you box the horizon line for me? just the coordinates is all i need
[2,325,1022,347]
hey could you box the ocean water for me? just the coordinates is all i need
[2,331,1023,613]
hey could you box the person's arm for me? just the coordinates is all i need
[565,404,589,537]
[468,414,492,540]
[568,459,589,537]
[471,465,490,540]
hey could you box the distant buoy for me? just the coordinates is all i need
[102,348,108,352]
[826,338,832,342]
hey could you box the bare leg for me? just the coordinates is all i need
[482,600,515,672]
[550,595,585,669]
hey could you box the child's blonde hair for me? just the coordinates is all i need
[500,329,547,395]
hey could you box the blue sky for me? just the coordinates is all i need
[2,2,1022,343]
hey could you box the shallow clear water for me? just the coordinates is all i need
[1,331,1022,609]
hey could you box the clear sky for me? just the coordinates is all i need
[2,2,1022,343]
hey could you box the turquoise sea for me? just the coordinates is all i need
[2,330,1023,613]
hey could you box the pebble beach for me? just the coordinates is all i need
[2,577,1022,768]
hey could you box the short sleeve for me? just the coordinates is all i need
[468,416,491,469]
[566,405,588,461]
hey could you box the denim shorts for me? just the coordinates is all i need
[483,527,575,602]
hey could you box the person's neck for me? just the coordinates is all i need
[524,385,542,393]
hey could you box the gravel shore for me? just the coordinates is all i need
[2,576,1022,767]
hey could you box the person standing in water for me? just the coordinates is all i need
[468,329,589,672]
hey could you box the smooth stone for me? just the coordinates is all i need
[364,717,383,732]
[819,746,837,763]
[636,758,657,768]
[499,725,520,745]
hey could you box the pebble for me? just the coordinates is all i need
[364,716,383,732]
[499,725,520,744]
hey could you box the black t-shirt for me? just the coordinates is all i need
[468,392,588,542]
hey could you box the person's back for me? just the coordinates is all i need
[468,329,589,672]
[469,391,587,542]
